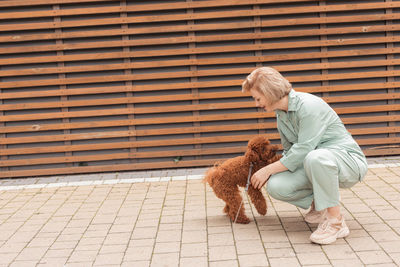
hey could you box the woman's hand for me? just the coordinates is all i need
[251,166,272,190]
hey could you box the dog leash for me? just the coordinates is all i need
[233,162,253,224]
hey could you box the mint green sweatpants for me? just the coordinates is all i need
[266,148,368,211]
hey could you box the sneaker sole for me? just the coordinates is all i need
[305,217,325,224]
[310,227,350,245]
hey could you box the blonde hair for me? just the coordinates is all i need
[242,67,292,104]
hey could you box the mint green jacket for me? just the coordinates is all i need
[276,89,368,178]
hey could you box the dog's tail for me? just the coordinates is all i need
[203,161,221,187]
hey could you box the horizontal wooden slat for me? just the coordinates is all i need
[0,134,278,156]
[2,46,399,68]
[0,0,112,7]
[1,11,398,33]
[2,102,400,123]
[0,0,318,17]
[0,158,222,178]
[2,115,400,146]
[1,67,399,89]
[2,31,400,56]
[1,126,399,157]
[3,57,400,79]
[3,23,399,44]
[0,146,248,167]
[2,111,399,136]
[4,136,400,168]
[2,92,400,112]
[2,79,400,102]
[0,0,338,11]
[4,145,400,178]
[0,110,273,123]
[1,2,399,21]
[0,123,276,145]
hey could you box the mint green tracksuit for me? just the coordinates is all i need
[267,90,368,211]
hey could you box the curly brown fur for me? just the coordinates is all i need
[203,136,281,224]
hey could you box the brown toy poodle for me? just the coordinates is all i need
[204,136,281,224]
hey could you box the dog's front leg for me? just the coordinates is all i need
[247,186,267,215]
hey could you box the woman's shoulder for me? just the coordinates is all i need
[293,91,327,109]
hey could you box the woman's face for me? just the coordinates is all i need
[250,89,274,112]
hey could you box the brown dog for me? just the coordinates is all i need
[204,136,281,224]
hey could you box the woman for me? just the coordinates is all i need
[242,67,368,245]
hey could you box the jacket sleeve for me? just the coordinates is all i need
[279,107,329,172]
[277,122,292,156]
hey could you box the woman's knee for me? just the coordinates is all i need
[267,175,293,201]
[303,149,334,169]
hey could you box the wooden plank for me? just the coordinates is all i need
[2,92,400,112]
[357,137,400,146]
[0,123,277,145]
[4,135,400,168]
[2,79,399,102]
[4,146,400,179]
[3,23,399,44]
[349,127,399,136]
[0,110,273,123]
[1,112,399,136]
[2,80,399,100]
[0,6,124,20]
[2,46,398,67]
[2,33,400,56]
[1,125,398,158]
[0,0,112,7]
[364,148,400,157]
[0,146,247,167]
[0,158,219,178]
[3,57,400,78]
[1,12,398,33]
[0,134,279,156]
[1,66,399,89]
[1,101,399,122]
[1,112,399,146]
[342,115,400,125]
[1,2,398,21]
[128,0,320,13]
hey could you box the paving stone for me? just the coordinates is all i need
[356,250,393,265]
[208,246,237,261]
[150,253,179,267]
[269,257,300,267]
[180,257,208,267]
[322,244,357,260]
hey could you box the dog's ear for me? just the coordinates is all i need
[245,149,259,163]
[245,136,267,162]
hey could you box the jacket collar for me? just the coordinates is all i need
[287,89,297,112]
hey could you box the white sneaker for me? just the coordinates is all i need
[305,207,327,224]
[310,215,350,245]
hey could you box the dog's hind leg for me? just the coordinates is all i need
[247,186,267,215]
[217,187,250,224]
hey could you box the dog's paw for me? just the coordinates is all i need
[255,202,267,215]
[234,216,250,224]
[258,208,267,216]
[223,205,230,214]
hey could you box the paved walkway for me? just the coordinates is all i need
[0,158,399,267]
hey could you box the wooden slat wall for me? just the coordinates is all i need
[0,0,399,178]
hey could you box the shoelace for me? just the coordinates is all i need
[318,217,342,232]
